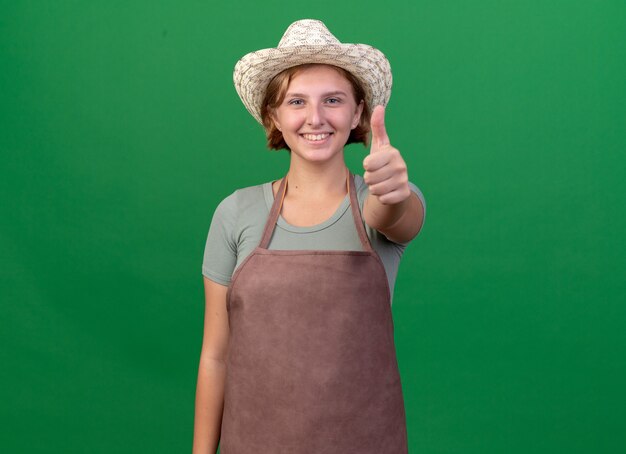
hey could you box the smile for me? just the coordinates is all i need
[300,133,332,142]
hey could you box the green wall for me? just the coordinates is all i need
[1,1,624,452]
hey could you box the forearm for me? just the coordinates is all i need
[363,192,424,244]
[192,356,227,454]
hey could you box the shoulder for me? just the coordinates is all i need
[214,180,269,214]
[210,179,275,237]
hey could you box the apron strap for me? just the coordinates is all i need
[347,170,375,252]
[259,174,288,249]
[259,168,374,252]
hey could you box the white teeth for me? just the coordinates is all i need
[302,133,330,141]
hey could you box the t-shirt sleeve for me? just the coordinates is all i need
[409,180,426,230]
[201,191,238,286]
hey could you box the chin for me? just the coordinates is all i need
[302,150,344,164]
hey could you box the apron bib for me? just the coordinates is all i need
[220,170,409,453]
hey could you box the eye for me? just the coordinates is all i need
[287,99,303,105]
[326,97,341,104]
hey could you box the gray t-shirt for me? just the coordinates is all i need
[202,173,426,304]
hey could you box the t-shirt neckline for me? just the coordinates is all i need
[262,179,356,233]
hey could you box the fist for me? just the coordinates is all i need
[362,105,411,205]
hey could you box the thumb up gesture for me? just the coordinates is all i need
[362,105,411,205]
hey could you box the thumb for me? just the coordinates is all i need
[370,105,390,151]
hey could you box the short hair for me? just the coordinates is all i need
[260,63,371,151]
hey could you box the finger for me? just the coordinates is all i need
[367,177,399,196]
[363,161,395,185]
[376,187,412,205]
[362,148,392,172]
[370,105,390,149]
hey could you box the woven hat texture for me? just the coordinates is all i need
[233,19,393,124]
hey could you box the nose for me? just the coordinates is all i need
[306,102,324,127]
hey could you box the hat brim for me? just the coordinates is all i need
[233,43,392,124]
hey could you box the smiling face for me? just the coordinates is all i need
[269,64,364,164]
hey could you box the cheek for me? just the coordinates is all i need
[333,113,357,131]
[281,115,304,133]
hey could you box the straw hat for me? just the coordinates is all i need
[233,19,393,124]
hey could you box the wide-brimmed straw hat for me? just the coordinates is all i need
[233,19,393,124]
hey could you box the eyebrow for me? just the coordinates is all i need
[285,91,348,98]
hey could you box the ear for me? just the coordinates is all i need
[269,110,282,132]
[351,100,364,130]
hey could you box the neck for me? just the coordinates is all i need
[285,154,349,198]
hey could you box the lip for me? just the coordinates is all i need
[299,132,333,145]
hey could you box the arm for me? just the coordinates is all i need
[362,105,425,244]
[363,190,424,244]
[192,277,230,454]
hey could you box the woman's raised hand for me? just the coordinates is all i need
[362,105,411,205]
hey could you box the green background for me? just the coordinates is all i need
[1,1,625,452]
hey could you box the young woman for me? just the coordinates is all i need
[194,19,426,454]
